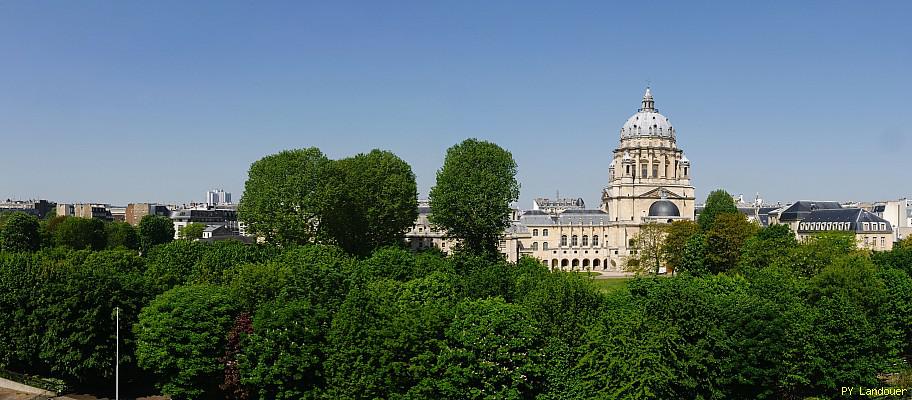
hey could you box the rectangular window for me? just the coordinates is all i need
[652,164,658,177]
[641,164,648,178]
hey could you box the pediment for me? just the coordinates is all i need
[640,187,684,199]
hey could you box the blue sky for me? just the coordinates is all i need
[1,1,909,207]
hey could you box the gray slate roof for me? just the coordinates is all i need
[797,208,893,233]
[778,201,843,221]
[520,209,611,226]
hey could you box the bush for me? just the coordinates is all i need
[134,284,240,399]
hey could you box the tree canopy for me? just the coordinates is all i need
[238,147,418,255]
[0,212,41,252]
[321,149,418,256]
[178,223,206,240]
[429,139,520,255]
[54,217,106,250]
[137,215,175,251]
[698,189,738,231]
[238,148,332,246]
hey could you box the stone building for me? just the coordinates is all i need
[405,88,696,270]
[796,208,894,250]
[873,199,912,242]
[125,203,171,226]
[515,88,695,270]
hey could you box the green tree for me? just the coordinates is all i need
[429,139,520,256]
[134,284,240,399]
[662,220,700,275]
[428,297,544,399]
[137,215,174,251]
[143,240,205,292]
[179,222,206,240]
[774,231,857,277]
[625,222,666,275]
[325,274,457,398]
[698,189,738,231]
[321,150,419,256]
[0,252,48,372]
[0,212,41,252]
[678,233,708,276]
[878,268,912,359]
[54,217,106,250]
[802,258,893,393]
[238,300,327,400]
[704,213,758,274]
[225,262,290,312]
[737,224,796,272]
[37,250,150,388]
[575,299,682,399]
[106,221,139,250]
[238,148,332,246]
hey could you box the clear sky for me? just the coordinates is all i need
[1,1,909,207]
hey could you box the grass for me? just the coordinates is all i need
[570,271,601,277]
[588,277,633,292]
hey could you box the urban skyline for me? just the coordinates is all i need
[1,1,910,206]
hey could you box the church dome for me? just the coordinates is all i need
[648,200,680,217]
[620,88,675,139]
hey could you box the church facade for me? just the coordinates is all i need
[515,88,695,270]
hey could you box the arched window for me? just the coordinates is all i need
[582,235,589,246]
[533,229,538,236]
[684,167,689,176]
[560,235,568,246]
[532,242,538,250]
[571,235,578,246]
[593,259,601,268]
[561,259,569,268]
[543,242,549,250]
[592,235,599,246]
[543,229,549,236]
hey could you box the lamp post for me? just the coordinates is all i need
[116,307,119,400]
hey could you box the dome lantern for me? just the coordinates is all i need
[639,87,656,112]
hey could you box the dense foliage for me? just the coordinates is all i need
[1,235,909,399]
[0,212,41,252]
[321,149,419,256]
[429,139,520,255]
[697,189,738,231]
[137,215,175,251]
[238,147,418,256]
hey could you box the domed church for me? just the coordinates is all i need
[509,88,695,271]
[602,87,695,228]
